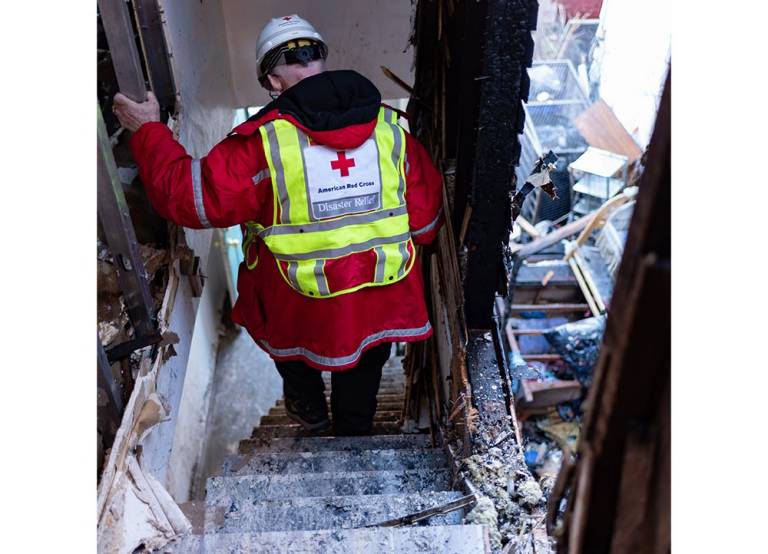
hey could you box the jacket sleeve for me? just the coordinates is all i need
[129,122,270,229]
[404,132,444,245]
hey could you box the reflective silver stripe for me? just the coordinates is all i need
[258,322,432,368]
[264,122,291,223]
[412,207,443,237]
[286,261,302,292]
[191,158,212,228]
[272,231,412,262]
[383,109,406,204]
[396,241,410,278]
[373,129,385,205]
[314,260,330,295]
[258,205,409,238]
[374,246,386,283]
[295,130,315,221]
[252,168,270,185]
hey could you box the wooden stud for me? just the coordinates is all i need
[98,0,147,102]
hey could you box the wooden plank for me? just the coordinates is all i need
[517,215,541,239]
[572,248,607,313]
[98,0,147,102]
[574,99,643,162]
[511,328,545,336]
[516,216,591,258]
[97,106,156,339]
[518,378,582,409]
[522,354,561,362]
[133,0,177,109]
[516,262,576,287]
[509,303,589,313]
[566,255,601,316]
[501,321,524,447]
[564,192,634,260]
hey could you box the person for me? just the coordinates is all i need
[112,14,444,436]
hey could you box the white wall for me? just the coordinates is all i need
[221,0,415,107]
[166,238,228,502]
[593,0,671,148]
[159,0,238,156]
[140,0,238,490]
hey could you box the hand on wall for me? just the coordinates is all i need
[112,91,160,132]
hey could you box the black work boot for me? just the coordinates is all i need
[284,396,331,432]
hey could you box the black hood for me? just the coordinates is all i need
[248,70,382,131]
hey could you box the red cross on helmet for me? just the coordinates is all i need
[256,14,327,84]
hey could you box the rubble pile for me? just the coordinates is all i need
[97,239,168,350]
[456,425,548,552]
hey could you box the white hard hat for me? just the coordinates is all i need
[256,15,326,79]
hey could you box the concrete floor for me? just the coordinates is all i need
[197,327,282,498]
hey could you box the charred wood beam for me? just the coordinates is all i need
[461,0,537,329]
[105,333,163,363]
[368,494,477,527]
[97,0,147,102]
[557,70,671,553]
[97,107,156,339]
[447,0,488,234]
[132,0,177,114]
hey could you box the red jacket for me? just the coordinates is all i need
[130,71,443,371]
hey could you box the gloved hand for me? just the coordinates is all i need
[112,90,160,132]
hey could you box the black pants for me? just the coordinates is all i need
[275,342,392,435]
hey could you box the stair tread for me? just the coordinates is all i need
[207,467,453,503]
[204,491,466,534]
[238,433,432,454]
[268,402,402,416]
[251,422,406,438]
[192,525,490,553]
[276,393,404,405]
[220,447,447,476]
[260,411,401,426]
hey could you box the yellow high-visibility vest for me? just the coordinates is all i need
[242,107,414,298]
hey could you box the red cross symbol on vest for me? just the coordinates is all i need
[330,151,356,177]
[281,16,292,21]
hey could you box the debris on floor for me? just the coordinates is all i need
[457,422,551,552]
[543,315,606,386]
[465,495,502,549]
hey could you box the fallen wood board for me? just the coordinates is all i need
[517,378,582,419]
[510,328,546,336]
[574,99,642,163]
[515,216,591,258]
[509,303,589,313]
[515,262,575,286]
[514,261,580,304]
[517,216,541,239]
[523,354,562,362]
[368,494,477,527]
[499,308,524,448]
[572,248,607,314]
[567,255,601,316]
[564,191,636,261]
